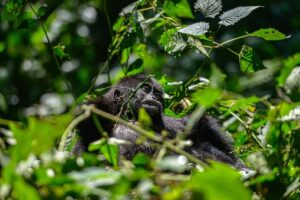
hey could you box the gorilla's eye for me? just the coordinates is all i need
[143,85,151,93]
[154,92,162,100]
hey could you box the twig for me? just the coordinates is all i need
[84,105,208,168]
[58,107,91,151]
[26,1,77,104]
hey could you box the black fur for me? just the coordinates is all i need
[73,74,245,169]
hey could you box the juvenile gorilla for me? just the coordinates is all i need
[74,74,245,169]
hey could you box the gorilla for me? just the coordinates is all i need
[73,74,245,169]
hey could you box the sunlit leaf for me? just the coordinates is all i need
[239,45,264,73]
[192,88,222,107]
[88,138,106,151]
[132,153,151,167]
[14,178,40,200]
[9,115,72,160]
[178,22,209,36]
[138,108,152,128]
[53,44,70,59]
[100,143,119,167]
[160,29,187,54]
[188,162,252,200]
[164,0,194,19]
[277,53,300,87]
[156,155,188,173]
[194,0,222,18]
[219,6,262,26]
[250,28,287,41]
[69,167,121,187]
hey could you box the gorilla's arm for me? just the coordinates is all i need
[187,115,245,168]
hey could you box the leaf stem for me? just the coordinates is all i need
[219,34,250,46]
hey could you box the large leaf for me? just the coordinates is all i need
[178,22,209,36]
[277,53,300,87]
[239,45,264,73]
[163,0,194,19]
[250,28,287,41]
[188,163,252,200]
[192,87,222,107]
[194,0,222,18]
[219,6,262,26]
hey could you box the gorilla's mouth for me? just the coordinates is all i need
[141,100,160,110]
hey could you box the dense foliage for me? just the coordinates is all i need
[0,0,300,199]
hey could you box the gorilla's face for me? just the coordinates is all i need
[131,79,163,117]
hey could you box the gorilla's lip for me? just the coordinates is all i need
[141,100,160,108]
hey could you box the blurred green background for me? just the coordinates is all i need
[0,0,299,120]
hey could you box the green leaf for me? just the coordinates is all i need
[37,4,48,17]
[88,138,106,151]
[192,88,222,107]
[220,96,260,115]
[160,29,187,54]
[14,178,41,200]
[239,45,264,73]
[138,108,153,128]
[188,162,252,200]
[100,143,119,167]
[53,44,70,59]
[132,153,151,167]
[9,115,72,160]
[250,28,287,41]
[277,53,300,87]
[127,58,144,76]
[163,0,194,19]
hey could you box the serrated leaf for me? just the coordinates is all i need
[187,37,209,57]
[250,28,287,41]
[178,22,209,36]
[219,6,262,26]
[239,45,264,73]
[160,29,187,54]
[194,0,222,18]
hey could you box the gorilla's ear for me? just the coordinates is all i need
[113,89,122,102]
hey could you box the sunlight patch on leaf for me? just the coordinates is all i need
[219,6,262,26]
[239,45,264,73]
[194,0,222,18]
[250,28,287,41]
[178,22,209,36]
[192,88,222,107]
[164,0,194,19]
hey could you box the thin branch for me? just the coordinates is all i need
[26,1,77,104]
[58,108,91,151]
[229,111,267,153]
[0,118,22,127]
[83,105,208,168]
[218,34,249,46]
